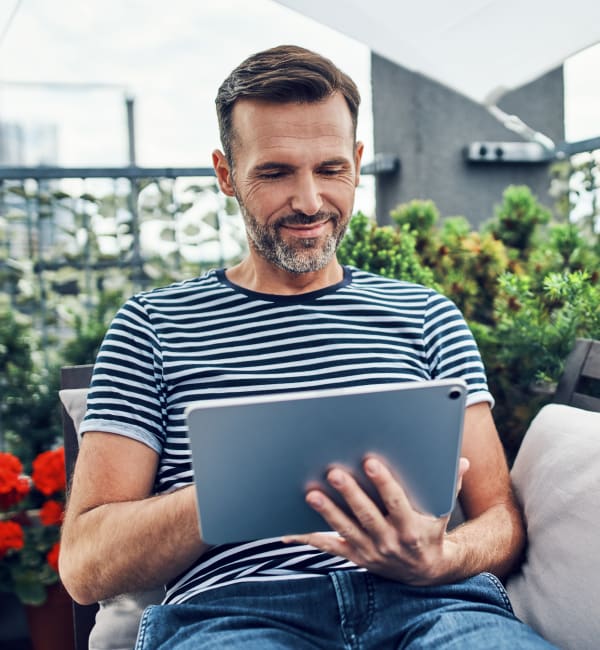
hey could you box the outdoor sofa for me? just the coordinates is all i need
[59,339,600,650]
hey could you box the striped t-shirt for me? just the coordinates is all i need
[81,266,492,604]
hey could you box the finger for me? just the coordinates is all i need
[455,456,470,496]
[281,530,353,559]
[363,456,416,526]
[281,489,366,558]
[303,486,375,548]
[325,467,389,536]
[281,530,366,568]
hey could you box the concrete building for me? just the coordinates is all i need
[370,55,564,226]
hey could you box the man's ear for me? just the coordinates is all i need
[212,150,236,197]
[354,141,365,187]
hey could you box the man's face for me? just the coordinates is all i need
[214,93,363,274]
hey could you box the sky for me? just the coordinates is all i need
[0,1,373,165]
[0,0,599,217]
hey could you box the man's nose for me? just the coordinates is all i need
[290,174,323,216]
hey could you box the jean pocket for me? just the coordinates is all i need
[480,572,515,615]
[134,604,158,650]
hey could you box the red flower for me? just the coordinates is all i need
[0,520,25,558]
[46,541,60,572]
[39,499,64,526]
[0,452,22,482]
[0,452,30,509]
[0,476,30,510]
[32,448,66,496]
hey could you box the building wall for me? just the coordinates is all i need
[0,121,58,166]
[371,54,565,226]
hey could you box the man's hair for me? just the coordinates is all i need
[215,44,361,165]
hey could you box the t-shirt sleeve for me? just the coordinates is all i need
[422,291,494,408]
[79,295,165,454]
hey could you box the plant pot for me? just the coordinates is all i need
[24,582,75,650]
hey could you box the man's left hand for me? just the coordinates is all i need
[282,456,469,586]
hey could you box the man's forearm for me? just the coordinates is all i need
[445,499,526,581]
[60,485,207,605]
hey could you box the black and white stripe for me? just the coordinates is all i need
[81,266,492,603]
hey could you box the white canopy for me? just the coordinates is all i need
[275,0,600,106]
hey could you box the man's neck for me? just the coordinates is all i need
[225,256,344,296]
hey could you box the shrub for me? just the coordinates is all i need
[0,306,62,465]
[342,186,600,457]
[337,212,437,287]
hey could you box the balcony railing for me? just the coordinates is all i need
[0,165,245,364]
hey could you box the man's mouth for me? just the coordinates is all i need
[278,214,334,238]
[281,221,330,238]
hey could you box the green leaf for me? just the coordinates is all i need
[8,186,28,198]
[51,190,72,200]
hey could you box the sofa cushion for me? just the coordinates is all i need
[506,404,600,650]
[59,388,163,648]
[59,388,89,439]
[88,589,164,650]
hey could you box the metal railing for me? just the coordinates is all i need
[0,165,245,362]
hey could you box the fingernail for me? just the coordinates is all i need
[307,493,324,508]
[328,469,344,488]
[364,458,379,475]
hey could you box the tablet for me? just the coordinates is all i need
[186,379,467,545]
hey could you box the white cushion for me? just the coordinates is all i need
[59,388,89,440]
[59,388,163,648]
[88,588,164,650]
[506,404,600,650]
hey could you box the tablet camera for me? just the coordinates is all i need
[448,387,463,400]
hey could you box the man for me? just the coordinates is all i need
[60,45,555,648]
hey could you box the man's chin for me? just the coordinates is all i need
[273,250,336,274]
[249,230,339,273]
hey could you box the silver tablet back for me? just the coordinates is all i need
[186,379,466,545]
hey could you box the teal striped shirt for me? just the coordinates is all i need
[81,266,492,603]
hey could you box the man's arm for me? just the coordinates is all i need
[283,401,525,584]
[446,401,525,580]
[59,432,208,605]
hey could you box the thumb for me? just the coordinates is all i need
[455,456,470,495]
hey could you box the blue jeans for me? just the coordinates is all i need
[135,571,556,649]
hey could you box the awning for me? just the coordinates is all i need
[275,0,600,158]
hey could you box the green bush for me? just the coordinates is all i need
[61,288,127,367]
[337,211,437,287]
[484,185,551,256]
[341,186,600,458]
[0,304,62,466]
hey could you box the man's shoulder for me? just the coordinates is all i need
[346,266,436,296]
[132,269,226,304]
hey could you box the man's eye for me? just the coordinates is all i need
[319,168,343,176]
[257,170,287,180]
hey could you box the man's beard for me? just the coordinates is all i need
[238,201,349,274]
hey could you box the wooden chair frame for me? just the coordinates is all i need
[60,364,97,650]
[553,338,600,412]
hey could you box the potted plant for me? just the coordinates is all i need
[0,447,74,649]
[0,447,65,604]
